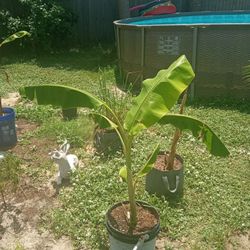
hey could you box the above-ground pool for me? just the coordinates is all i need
[114,11,250,99]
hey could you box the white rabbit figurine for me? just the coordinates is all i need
[49,140,79,185]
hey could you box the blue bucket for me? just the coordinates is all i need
[0,107,17,150]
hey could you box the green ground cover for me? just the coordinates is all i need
[1,47,249,249]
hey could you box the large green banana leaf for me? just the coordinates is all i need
[20,85,104,109]
[124,55,195,136]
[0,31,30,47]
[159,114,230,157]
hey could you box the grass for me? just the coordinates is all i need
[16,104,94,147]
[0,45,116,96]
[1,46,250,249]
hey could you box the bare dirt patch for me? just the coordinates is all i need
[2,92,20,107]
[0,118,73,250]
[12,119,55,166]
[155,231,250,250]
[156,236,190,250]
[225,231,250,250]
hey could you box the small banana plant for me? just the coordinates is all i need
[0,31,30,116]
[20,55,229,230]
[159,86,230,171]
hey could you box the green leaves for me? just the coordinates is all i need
[119,166,127,182]
[242,64,250,87]
[0,31,30,47]
[119,144,160,182]
[137,144,160,178]
[91,113,118,129]
[124,55,195,136]
[159,114,230,157]
[20,85,104,110]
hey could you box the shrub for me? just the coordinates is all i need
[0,0,76,51]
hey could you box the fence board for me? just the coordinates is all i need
[61,0,118,45]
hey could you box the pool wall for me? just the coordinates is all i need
[114,12,250,99]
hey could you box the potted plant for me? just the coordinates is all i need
[0,31,30,150]
[93,75,132,153]
[145,89,230,199]
[20,55,226,248]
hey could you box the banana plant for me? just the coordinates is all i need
[0,31,30,116]
[158,87,230,171]
[20,55,228,230]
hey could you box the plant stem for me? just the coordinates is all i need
[166,91,188,170]
[0,71,10,116]
[104,103,137,230]
[167,129,181,170]
[0,97,3,116]
[124,136,137,232]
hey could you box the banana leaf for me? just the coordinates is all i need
[136,143,160,178]
[91,112,124,149]
[242,65,250,87]
[119,166,127,182]
[0,31,30,47]
[159,114,230,157]
[91,112,118,129]
[124,55,195,136]
[20,85,104,110]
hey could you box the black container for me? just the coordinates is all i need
[0,107,17,150]
[105,201,160,249]
[146,153,184,199]
[62,108,77,120]
[94,129,121,153]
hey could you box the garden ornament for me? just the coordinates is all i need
[0,152,5,161]
[49,140,78,185]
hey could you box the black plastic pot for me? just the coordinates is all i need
[146,152,184,199]
[0,107,17,150]
[62,108,77,120]
[106,201,160,250]
[94,129,121,153]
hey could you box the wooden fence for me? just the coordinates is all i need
[5,0,250,46]
[60,0,118,45]
[61,0,187,45]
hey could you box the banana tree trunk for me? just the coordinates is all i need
[167,91,188,170]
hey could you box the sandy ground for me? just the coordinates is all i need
[1,94,74,250]
[0,182,73,250]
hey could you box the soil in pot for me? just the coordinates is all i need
[106,201,160,249]
[155,153,182,171]
[146,152,184,200]
[109,202,158,235]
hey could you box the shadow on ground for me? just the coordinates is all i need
[1,44,117,72]
[188,98,250,114]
